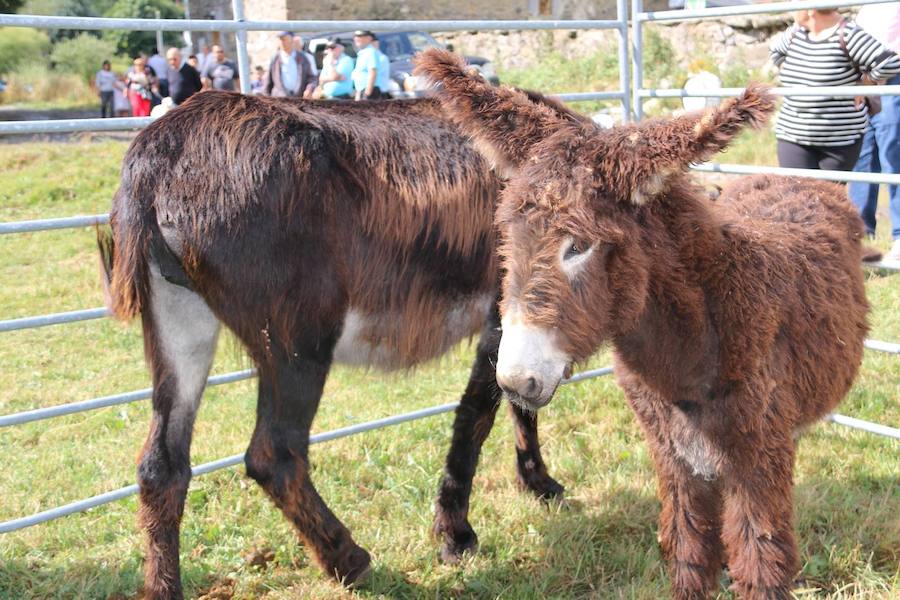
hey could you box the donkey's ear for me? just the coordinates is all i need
[604,84,775,204]
[414,48,573,176]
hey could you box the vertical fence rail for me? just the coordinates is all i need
[231,0,251,94]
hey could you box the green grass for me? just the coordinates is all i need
[0,139,897,600]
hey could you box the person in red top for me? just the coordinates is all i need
[125,56,157,117]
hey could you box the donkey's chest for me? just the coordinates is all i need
[332,293,493,370]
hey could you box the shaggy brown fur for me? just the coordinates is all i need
[417,49,869,599]
[100,90,577,598]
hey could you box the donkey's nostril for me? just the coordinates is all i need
[522,376,541,399]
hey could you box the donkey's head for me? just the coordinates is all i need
[416,49,774,410]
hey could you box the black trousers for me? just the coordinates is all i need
[100,91,114,118]
[776,138,863,172]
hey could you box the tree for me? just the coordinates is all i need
[20,0,100,42]
[1,0,25,13]
[103,0,183,58]
[50,32,116,82]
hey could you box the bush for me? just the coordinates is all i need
[51,33,117,83]
[103,0,183,58]
[0,28,51,76]
[0,61,95,106]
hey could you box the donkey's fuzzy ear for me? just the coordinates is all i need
[603,84,775,204]
[414,48,572,176]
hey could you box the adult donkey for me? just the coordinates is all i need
[100,90,579,598]
[418,49,869,599]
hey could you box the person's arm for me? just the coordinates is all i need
[846,23,900,80]
[265,57,276,95]
[769,25,796,69]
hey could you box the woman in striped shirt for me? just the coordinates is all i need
[770,9,900,170]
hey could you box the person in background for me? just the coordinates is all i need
[125,56,157,117]
[265,31,316,98]
[250,65,266,95]
[770,9,900,171]
[292,34,319,78]
[196,43,211,74]
[850,2,900,261]
[318,39,354,99]
[351,30,389,100]
[372,38,391,93]
[187,55,200,71]
[113,74,131,116]
[202,45,239,91]
[165,47,202,105]
[147,48,168,97]
[94,60,117,118]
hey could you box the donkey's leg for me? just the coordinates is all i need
[433,304,504,563]
[654,454,724,600]
[721,430,798,600]
[509,403,564,500]
[245,341,370,586]
[138,265,220,600]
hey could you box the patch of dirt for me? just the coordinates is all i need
[197,577,236,600]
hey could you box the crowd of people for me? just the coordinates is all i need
[94,29,390,120]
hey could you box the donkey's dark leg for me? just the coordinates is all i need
[433,304,503,563]
[138,265,220,600]
[509,403,564,500]
[245,337,370,586]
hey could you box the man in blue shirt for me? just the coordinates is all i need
[351,30,390,100]
[319,39,355,99]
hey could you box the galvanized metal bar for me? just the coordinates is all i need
[692,162,900,186]
[865,339,900,354]
[0,366,618,533]
[563,366,614,384]
[554,91,625,102]
[0,214,109,235]
[0,370,257,428]
[231,0,251,95]
[617,0,631,123]
[631,0,645,121]
[638,0,894,23]
[827,414,900,439]
[0,117,153,136]
[0,14,623,33]
[0,308,109,333]
[639,85,900,98]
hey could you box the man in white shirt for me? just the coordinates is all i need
[147,48,169,97]
[265,31,316,98]
[851,3,900,261]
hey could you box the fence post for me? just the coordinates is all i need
[231,0,251,94]
[631,0,644,121]
[617,0,631,122]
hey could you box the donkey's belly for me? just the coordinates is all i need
[332,293,494,370]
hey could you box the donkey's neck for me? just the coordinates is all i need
[614,178,726,397]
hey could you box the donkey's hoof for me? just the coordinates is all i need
[518,472,565,502]
[334,545,372,588]
[439,529,479,565]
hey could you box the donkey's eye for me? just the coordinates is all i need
[563,241,584,261]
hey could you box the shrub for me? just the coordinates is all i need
[51,33,117,82]
[0,61,95,106]
[0,28,51,76]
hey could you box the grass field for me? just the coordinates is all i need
[0,128,897,600]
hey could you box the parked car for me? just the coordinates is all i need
[304,31,499,98]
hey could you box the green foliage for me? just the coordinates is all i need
[50,33,116,83]
[102,0,182,58]
[0,27,50,76]
[21,0,102,42]
[642,27,686,89]
[0,0,25,13]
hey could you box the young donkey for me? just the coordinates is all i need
[417,50,869,599]
[100,91,575,598]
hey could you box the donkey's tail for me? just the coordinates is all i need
[97,185,155,322]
